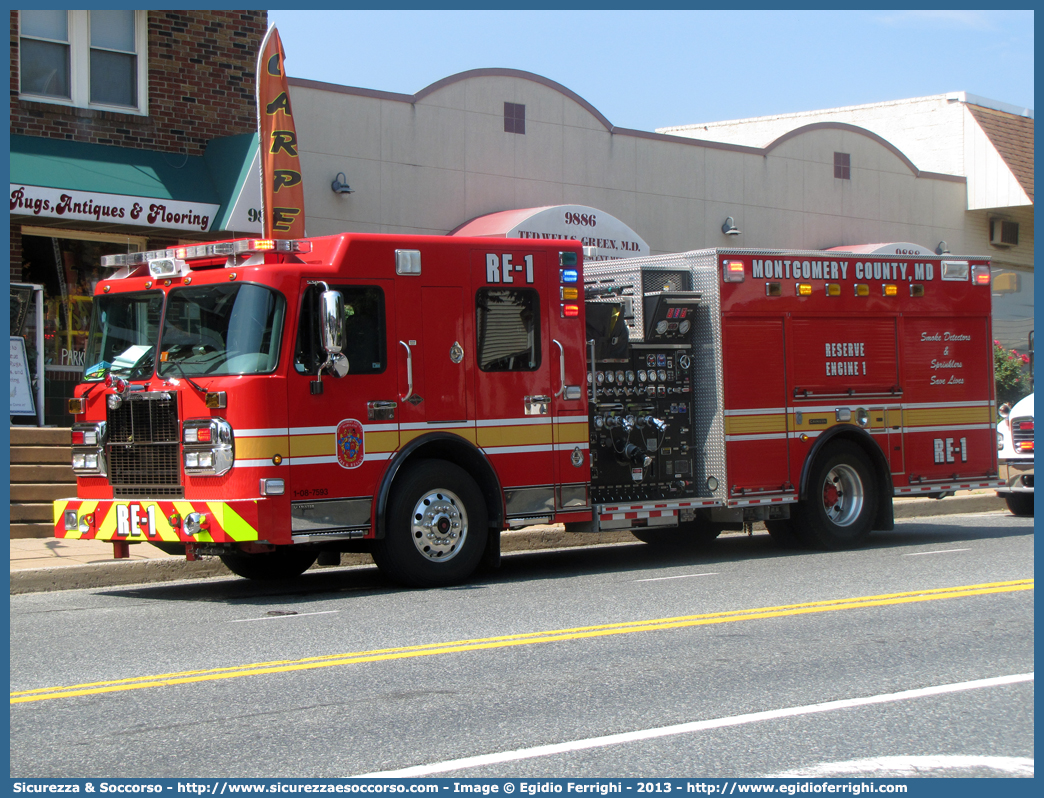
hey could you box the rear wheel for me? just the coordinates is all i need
[793,442,876,550]
[764,519,804,548]
[219,548,318,580]
[371,460,488,587]
[1004,492,1034,517]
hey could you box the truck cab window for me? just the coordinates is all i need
[295,284,386,374]
[475,288,540,371]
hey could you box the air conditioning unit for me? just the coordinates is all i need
[990,219,1019,246]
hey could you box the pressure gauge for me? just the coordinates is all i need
[638,370,647,382]
[679,319,691,335]
[658,369,667,382]
[596,371,605,385]
[605,371,615,383]
[616,370,625,384]
[626,370,635,384]
[647,370,657,383]
[655,320,669,335]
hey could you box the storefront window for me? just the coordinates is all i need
[18,233,143,424]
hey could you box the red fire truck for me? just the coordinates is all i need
[54,235,1002,586]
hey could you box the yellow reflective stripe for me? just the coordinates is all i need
[206,501,259,542]
[477,424,553,448]
[725,413,787,435]
[554,420,589,444]
[289,433,332,457]
[400,428,477,445]
[235,435,288,460]
[365,430,399,453]
[904,405,993,427]
[52,500,68,526]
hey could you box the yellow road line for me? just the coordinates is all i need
[12,580,1032,704]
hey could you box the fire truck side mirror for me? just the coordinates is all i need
[320,290,346,356]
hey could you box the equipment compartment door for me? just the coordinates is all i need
[722,317,791,496]
[471,248,556,520]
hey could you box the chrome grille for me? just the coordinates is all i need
[107,393,183,498]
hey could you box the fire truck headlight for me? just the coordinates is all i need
[64,510,78,531]
[72,453,86,470]
[84,453,99,470]
[183,418,234,476]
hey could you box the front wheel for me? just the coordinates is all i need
[371,460,488,587]
[792,442,876,550]
[219,548,318,580]
[1004,492,1034,517]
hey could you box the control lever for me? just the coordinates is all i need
[623,443,653,468]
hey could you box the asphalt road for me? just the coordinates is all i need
[10,512,1034,779]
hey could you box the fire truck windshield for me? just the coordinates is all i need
[156,283,285,377]
[83,291,164,381]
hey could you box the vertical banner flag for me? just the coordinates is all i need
[256,26,305,239]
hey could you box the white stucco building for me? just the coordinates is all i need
[283,72,1032,352]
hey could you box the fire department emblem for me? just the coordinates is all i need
[571,446,584,467]
[335,419,365,469]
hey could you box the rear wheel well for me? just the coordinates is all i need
[800,428,894,532]
[376,434,503,539]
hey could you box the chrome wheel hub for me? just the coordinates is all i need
[821,464,865,527]
[411,488,468,562]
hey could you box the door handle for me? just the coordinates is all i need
[553,339,566,397]
[367,401,397,421]
[399,340,414,402]
[553,338,582,400]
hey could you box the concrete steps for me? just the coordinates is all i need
[10,427,74,539]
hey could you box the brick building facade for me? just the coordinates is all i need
[10,10,267,423]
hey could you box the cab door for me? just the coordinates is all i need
[285,279,398,536]
[471,248,557,522]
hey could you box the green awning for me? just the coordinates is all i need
[10,133,259,232]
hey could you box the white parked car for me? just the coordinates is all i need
[997,393,1034,516]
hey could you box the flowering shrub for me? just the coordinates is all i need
[994,340,1032,407]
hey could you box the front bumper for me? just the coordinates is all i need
[997,459,1034,493]
[54,499,266,544]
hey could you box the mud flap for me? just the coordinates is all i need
[483,527,501,569]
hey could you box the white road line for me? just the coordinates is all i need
[903,549,972,556]
[768,755,1034,778]
[230,610,339,623]
[353,672,1034,777]
[635,573,719,582]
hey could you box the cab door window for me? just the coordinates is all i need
[475,288,540,372]
[294,284,386,374]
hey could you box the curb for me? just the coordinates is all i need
[10,494,1009,594]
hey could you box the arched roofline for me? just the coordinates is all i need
[287,71,965,184]
[764,121,964,182]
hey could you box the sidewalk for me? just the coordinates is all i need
[10,491,1009,593]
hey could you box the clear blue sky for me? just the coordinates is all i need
[268,9,1034,131]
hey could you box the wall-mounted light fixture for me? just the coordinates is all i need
[935,241,950,255]
[721,216,741,236]
[331,172,354,194]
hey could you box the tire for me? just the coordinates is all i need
[764,519,804,549]
[792,441,876,550]
[632,521,722,547]
[1004,492,1034,517]
[219,548,318,580]
[371,460,488,587]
